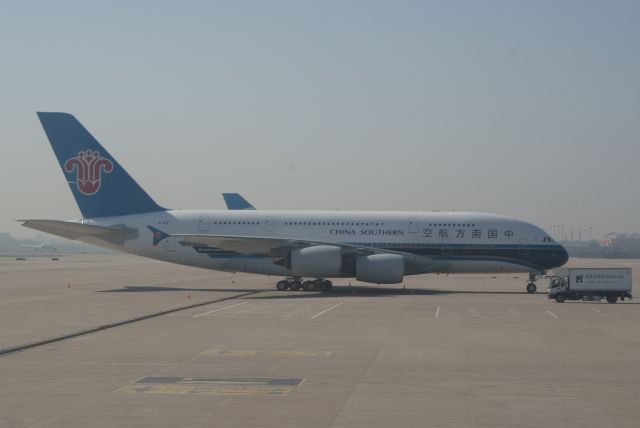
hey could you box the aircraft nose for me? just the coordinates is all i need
[556,244,569,267]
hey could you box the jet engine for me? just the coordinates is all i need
[291,245,342,277]
[356,254,404,284]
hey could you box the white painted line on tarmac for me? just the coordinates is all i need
[310,303,343,319]
[546,310,559,319]
[193,302,248,318]
[507,308,521,317]
[435,306,440,318]
[591,307,602,313]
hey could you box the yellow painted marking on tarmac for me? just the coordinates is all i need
[113,384,295,396]
[200,350,332,357]
[113,376,304,396]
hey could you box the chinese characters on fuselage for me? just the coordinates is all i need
[422,228,514,240]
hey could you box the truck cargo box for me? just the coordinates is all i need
[553,268,631,292]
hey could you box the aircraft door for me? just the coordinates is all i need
[264,216,276,233]
[408,217,419,233]
[198,215,209,232]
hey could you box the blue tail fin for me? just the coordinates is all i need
[222,193,256,210]
[37,112,165,218]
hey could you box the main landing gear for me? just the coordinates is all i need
[275,278,333,293]
[526,272,538,294]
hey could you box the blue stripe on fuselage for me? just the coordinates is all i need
[185,242,566,272]
[350,243,567,271]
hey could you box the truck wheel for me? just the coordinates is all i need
[606,296,618,304]
[526,283,537,293]
[555,295,566,303]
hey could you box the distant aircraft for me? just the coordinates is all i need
[223,193,256,210]
[21,236,57,251]
[22,113,568,293]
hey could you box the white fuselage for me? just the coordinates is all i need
[77,209,568,278]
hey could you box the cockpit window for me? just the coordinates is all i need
[543,237,554,243]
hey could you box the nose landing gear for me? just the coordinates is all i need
[526,273,538,293]
[275,278,333,292]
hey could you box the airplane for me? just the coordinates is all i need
[22,112,568,293]
[223,193,256,210]
[21,236,57,251]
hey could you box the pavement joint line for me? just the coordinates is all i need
[435,306,440,318]
[192,302,248,318]
[591,307,603,313]
[0,290,261,358]
[310,302,343,319]
[546,310,559,319]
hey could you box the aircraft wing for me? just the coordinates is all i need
[21,220,138,245]
[176,234,451,273]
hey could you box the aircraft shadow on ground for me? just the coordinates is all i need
[98,286,260,293]
[247,287,525,299]
[561,300,639,305]
[97,285,525,298]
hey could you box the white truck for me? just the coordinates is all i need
[548,268,632,303]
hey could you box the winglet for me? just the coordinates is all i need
[223,193,256,210]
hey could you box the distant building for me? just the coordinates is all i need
[602,233,640,251]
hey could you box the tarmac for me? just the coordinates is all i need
[0,254,639,428]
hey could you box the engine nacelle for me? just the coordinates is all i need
[291,245,342,277]
[356,254,404,284]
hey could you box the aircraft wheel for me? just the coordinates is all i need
[290,280,302,291]
[303,280,316,291]
[526,283,537,294]
[276,280,290,291]
[320,280,333,293]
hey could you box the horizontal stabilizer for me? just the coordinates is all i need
[21,220,138,245]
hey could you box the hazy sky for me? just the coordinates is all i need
[1,1,638,240]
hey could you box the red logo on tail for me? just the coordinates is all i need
[64,150,114,195]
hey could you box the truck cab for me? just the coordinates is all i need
[548,277,570,302]
[548,277,567,293]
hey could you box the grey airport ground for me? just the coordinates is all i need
[1,255,639,428]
